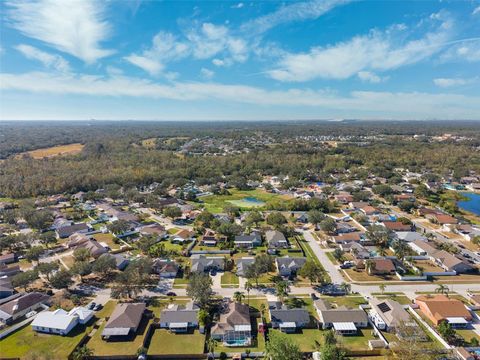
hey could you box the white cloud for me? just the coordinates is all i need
[212,58,226,67]
[1,71,480,119]
[357,71,387,83]
[441,41,480,62]
[6,0,113,63]
[187,23,248,63]
[473,6,480,15]
[15,44,70,72]
[231,3,244,9]
[124,32,189,75]
[433,77,475,88]
[241,0,349,35]
[269,14,453,82]
[200,68,214,79]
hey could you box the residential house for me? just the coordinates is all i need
[276,257,307,277]
[171,229,195,243]
[382,221,413,232]
[0,278,14,299]
[415,295,472,327]
[394,231,427,243]
[191,255,224,273]
[200,229,227,247]
[234,232,262,248]
[152,259,179,278]
[0,292,50,324]
[236,257,255,277]
[266,230,289,249]
[159,302,199,333]
[99,253,129,270]
[454,224,480,241]
[32,307,93,335]
[335,194,354,204]
[67,234,107,258]
[140,224,167,239]
[314,299,368,334]
[211,302,252,347]
[102,303,146,338]
[332,232,366,245]
[427,213,458,226]
[367,259,396,276]
[0,253,17,265]
[394,194,415,202]
[340,242,370,259]
[369,298,414,332]
[56,223,91,239]
[268,301,310,333]
[0,264,21,277]
[409,240,474,273]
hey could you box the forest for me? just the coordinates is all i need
[1,120,479,198]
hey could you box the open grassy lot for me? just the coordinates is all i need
[320,296,367,308]
[221,271,239,288]
[200,189,290,213]
[147,329,205,355]
[456,328,480,345]
[343,268,398,282]
[92,232,121,250]
[15,143,84,159]
[0,322,90,359]
[87,301,151,356]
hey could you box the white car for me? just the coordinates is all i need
[25,311,37,318]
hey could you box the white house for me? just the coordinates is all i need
[32,307,93,335]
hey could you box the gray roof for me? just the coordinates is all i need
[0,292,50,316]
[57,223,89,238]
[236,257,255,277]
[314,299,368,324]
[191,255,224,272]
[160,303,199,324]
[270,308,310,325]
[266,230,287,245]
[395,232,427,242]
[370,298,412,328]
[276,257,306,272]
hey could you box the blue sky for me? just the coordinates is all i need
[0,0,479,120]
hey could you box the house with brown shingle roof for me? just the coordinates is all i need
[368,258,396,275]
[415,295,472,327]
[102,303,146,338]
[211,302,252,346]
[0,292,50,323]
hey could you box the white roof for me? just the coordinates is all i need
[68,307,94,321]
[32,310,77,330]
[446,317,468,324]
[234,325,252,331]
[333,322,357,331]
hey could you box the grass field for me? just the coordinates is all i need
[221,271,240,288]
[16,143,84,159]
[147,329,205,355]
[92,233,121,250]
[0,322,90,359]
[200,189,291,213]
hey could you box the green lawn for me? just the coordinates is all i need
[0,322,90,359]
[373,294,412,305]
[320,296,367,308]
[221,271,239,288]
[147,329,205,355]
[92,232,121,250]
[456,328,480,345]
[200,189,290,213]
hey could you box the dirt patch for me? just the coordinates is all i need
[16,143,84,159]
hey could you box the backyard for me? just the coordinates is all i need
[0,322,90,359]
[147,329,205,355]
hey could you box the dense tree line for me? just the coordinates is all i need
[1,121,479,198]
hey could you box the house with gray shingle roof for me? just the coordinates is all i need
[276,257,306,277]
[102,303,146,338]
[314,298,368,334]
[266,230,288,249]
[191,255,224,273]
[159,302,199,333]
[268,301,311,333]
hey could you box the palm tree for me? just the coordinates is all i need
[365,259,376,275]
[72,345,93,360]
[275,280,290,301]
[207,337,217,359]
[340,282,351,295]
[234,291,245,304]
[379,283,386,295]
[435,284,449,297]
[245,280,253,306]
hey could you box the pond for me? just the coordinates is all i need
[457,192,480,215]
[227,197,266,208]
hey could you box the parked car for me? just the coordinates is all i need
[166,292,177,297]
[88,302,96,310]
[93,304,103,311]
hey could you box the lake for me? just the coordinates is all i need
[457,192,480,215]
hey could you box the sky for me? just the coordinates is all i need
[0,0,480,121]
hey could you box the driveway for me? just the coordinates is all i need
[300,229,345,284]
